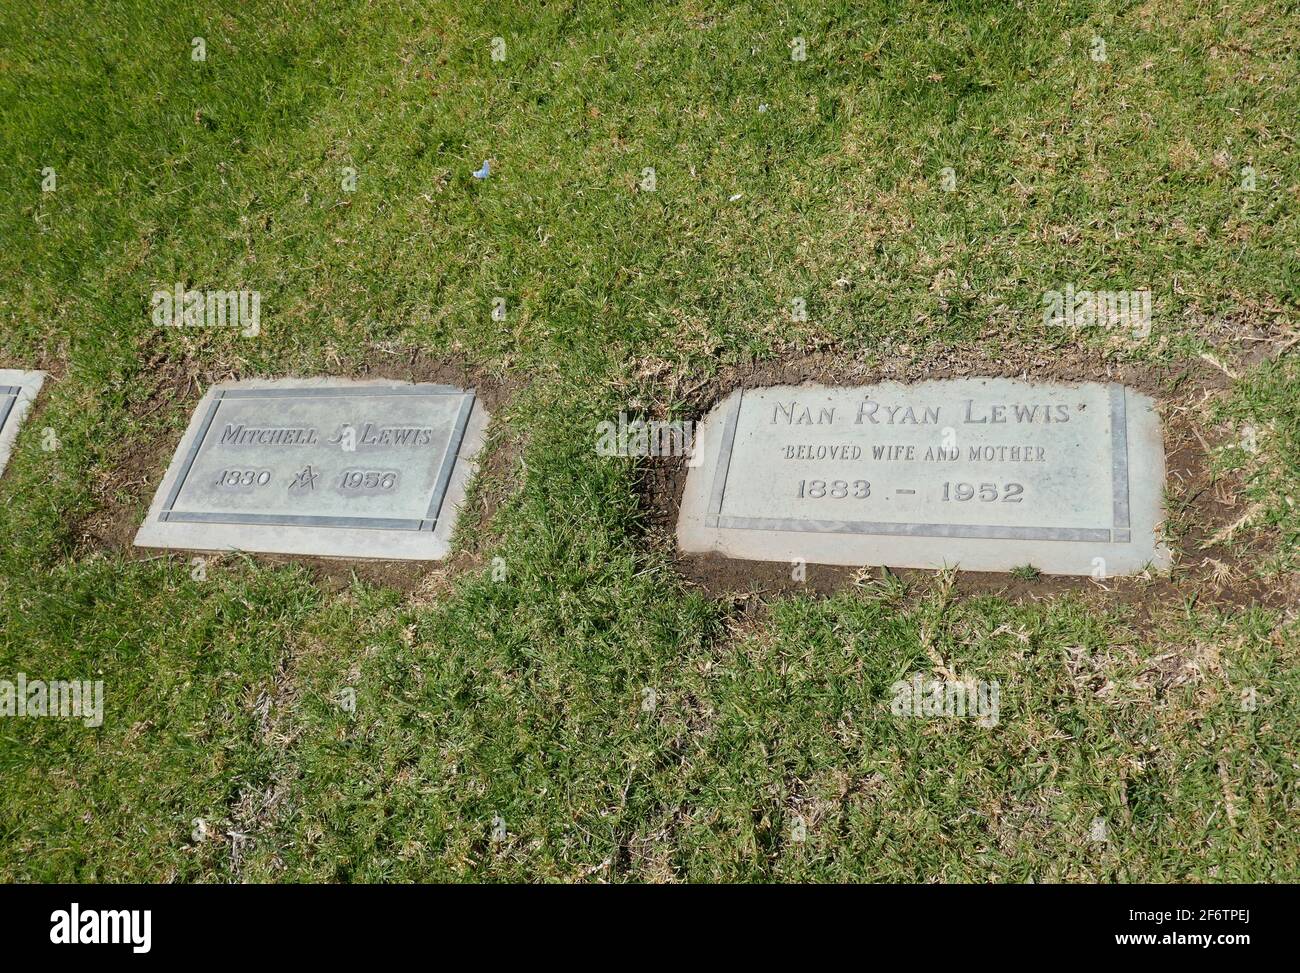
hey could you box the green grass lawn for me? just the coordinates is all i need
[1,0,1297,881]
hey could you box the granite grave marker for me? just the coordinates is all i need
[0,369,48,478]
[677,378,1168,576]
[136,378,487,560]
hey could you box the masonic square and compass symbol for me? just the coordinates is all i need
[289,465,320,491]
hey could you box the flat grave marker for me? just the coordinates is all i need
[0,369,48,479]
[677,378,1168,576]
[136,378,488,560]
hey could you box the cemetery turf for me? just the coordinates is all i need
[0,1,1297,881]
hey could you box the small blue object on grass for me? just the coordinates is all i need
[472,160,491,179]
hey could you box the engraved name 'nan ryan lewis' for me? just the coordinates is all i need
[773,395,1078,467]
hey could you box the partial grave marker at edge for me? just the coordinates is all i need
[0,369,48,479]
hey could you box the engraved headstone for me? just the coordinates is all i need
[136,379,488,560]
[0,370,48,478]
[677,379,1168,576]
